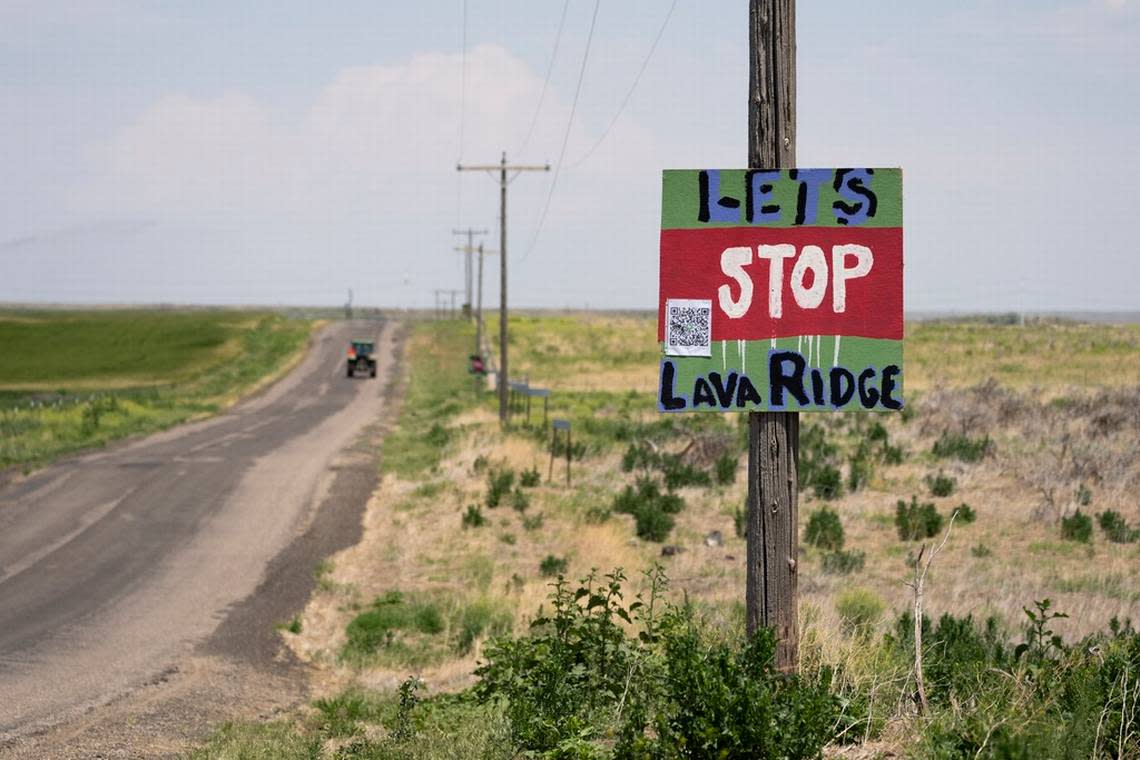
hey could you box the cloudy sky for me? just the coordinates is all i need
[1,1,1137,311]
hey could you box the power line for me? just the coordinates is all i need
[517,0,570,158]
[459,0,468,161]
[569,0,678,168]
[456,0,468,225]
[523,0,601,261]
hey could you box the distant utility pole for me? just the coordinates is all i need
[475,243,497,356]
[747,0,800,673]
[452,228,488,314]
[455,242,498,354]
[457,152,549,424]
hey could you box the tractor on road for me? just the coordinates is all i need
[347,340,377,378]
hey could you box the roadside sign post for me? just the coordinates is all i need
[654,0,904,673]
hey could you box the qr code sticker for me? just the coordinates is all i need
[665,298,712,357]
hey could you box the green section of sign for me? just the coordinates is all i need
[660,168,902,230]
[659,336,903,413]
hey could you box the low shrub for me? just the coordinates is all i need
[1076,482,1093,506]
[660,454,711,490]
[925,471,957,497]
[462,504,486,529]
[613,477,684,542]
[1097,510,1138,543]
[821,549,865,575]
[342,591,445,659]
[954,503,977,523]
[881,442,906,465]
[836,587,884,634]
[510,488,530,513]
[621,441,659,472]
[486,468,515,508]
[538,555,568,577]
[813,463,844,500]
[1061,510,1093,543]
[426,422,450,448]
[714,452,738,485]
[895,496,943,541]
[931,431,991,462]
[519,467,541,488]
[800,422,842,498]
[970,543,992,558]
[733,506,747,539]
[847,442,873,493]
[521,513,544,531]
[804,507,845,551]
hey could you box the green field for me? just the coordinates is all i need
[0,309,314,471]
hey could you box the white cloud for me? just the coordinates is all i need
[60,44,663,306]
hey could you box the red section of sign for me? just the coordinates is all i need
[658,227,903,341]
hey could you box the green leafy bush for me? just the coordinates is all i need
[931,431,991,462]
[510,487,530,512]
[895,496,943,541]
[486,467,515,508]
[475,568,838,757]
[804,506,845,551]
[462,504,486,529]
[1076,482,1092,506]
[521,513,544,531]
[970,543,992,558]
[538,555,568,577]
[1061,510,1093,543]
[889,601,1140,758]
[821,549,865,575]
[925,471,957,497]
[1098,510,1138,543]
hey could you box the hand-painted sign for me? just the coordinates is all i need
[658,168,903,413]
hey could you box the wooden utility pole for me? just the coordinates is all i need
[457,152,549,424]
[455,242,498,356]
[452,227,487,312]
[746,0,799,672]
[476,243,497,357]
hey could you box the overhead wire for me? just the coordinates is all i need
[523,0,601,261]
[518,0,570,158]
[568,0,678,168]
[456,0,468,225]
